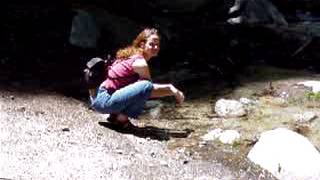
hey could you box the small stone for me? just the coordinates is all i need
[294,112,317,123]
[199,141,207,148]
[218,130,241,144]
[239,98,256,105]
[177,147,185,153]
[183,160,189,164]
[201,128,222,141]
[62,128,70,132]
[280,91,289,98]
[18,107,26,112]
[115,149,124,154]
[151,152,156,158]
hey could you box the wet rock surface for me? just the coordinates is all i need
[139,65,320,179]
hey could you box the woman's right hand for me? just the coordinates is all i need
[174,89,185,105]
[150,83,185,105]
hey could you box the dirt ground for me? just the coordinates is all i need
[2,64,320,179]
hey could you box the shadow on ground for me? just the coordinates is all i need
[98,121,194,141]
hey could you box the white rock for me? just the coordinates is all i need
[248,128,320,180]
[280,91,289,99]
[218,130,241,144]
[201,128,222,141]
[201,129,240,145]
[215,99,246,117]
[297,81,320,93]
[294,112,317,123]
[239,97,256,105]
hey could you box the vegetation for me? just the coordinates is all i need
[306,92,320,101]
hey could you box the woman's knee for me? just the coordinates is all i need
[91,90,112,113]
[138,80,153,93]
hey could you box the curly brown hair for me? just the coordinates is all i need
[116,28,160,59]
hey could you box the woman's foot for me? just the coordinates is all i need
[107,113,131,129]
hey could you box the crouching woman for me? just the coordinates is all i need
[92,28,184,128]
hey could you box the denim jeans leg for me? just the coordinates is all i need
[106,80,153,118]
[91,87,111,114]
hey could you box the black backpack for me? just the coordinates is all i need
[83,57,113,90]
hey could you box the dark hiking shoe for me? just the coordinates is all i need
[107,114,131,129]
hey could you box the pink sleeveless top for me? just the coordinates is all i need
[103,55,141,93]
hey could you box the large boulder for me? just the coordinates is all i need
[69,8,141,50]
[228,0,288,26]
[69,9,100,48]
[248,128,320,180]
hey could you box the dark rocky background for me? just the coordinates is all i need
[1,2,320,179]
[0,0,319,98]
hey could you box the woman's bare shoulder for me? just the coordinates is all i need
[132,56,148,68]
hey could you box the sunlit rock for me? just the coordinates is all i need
[294,112,317,123]
[248,128,320,180]
[201,129,240,145]
[239,97,257,105]
[215,99,246,118]
[201,128,223,141]
[297,81,320,93]
[218,130,241,144]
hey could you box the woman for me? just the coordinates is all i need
[92,28,184,128]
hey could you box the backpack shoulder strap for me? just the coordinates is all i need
[86,57,104,69]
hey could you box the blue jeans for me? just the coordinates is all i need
[91,80,153,119]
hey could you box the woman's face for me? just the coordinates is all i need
[142,34,160,59]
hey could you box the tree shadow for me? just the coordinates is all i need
[98,121,194,141]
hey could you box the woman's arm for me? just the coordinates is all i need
[151,83,185,104]
[132,58,184,104]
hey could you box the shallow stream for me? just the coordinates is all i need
[139,65,320,178]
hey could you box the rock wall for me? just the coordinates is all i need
[1,1,320,97]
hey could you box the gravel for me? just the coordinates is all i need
[0,89,240,180]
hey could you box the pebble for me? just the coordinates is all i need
[294,112,317,123]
